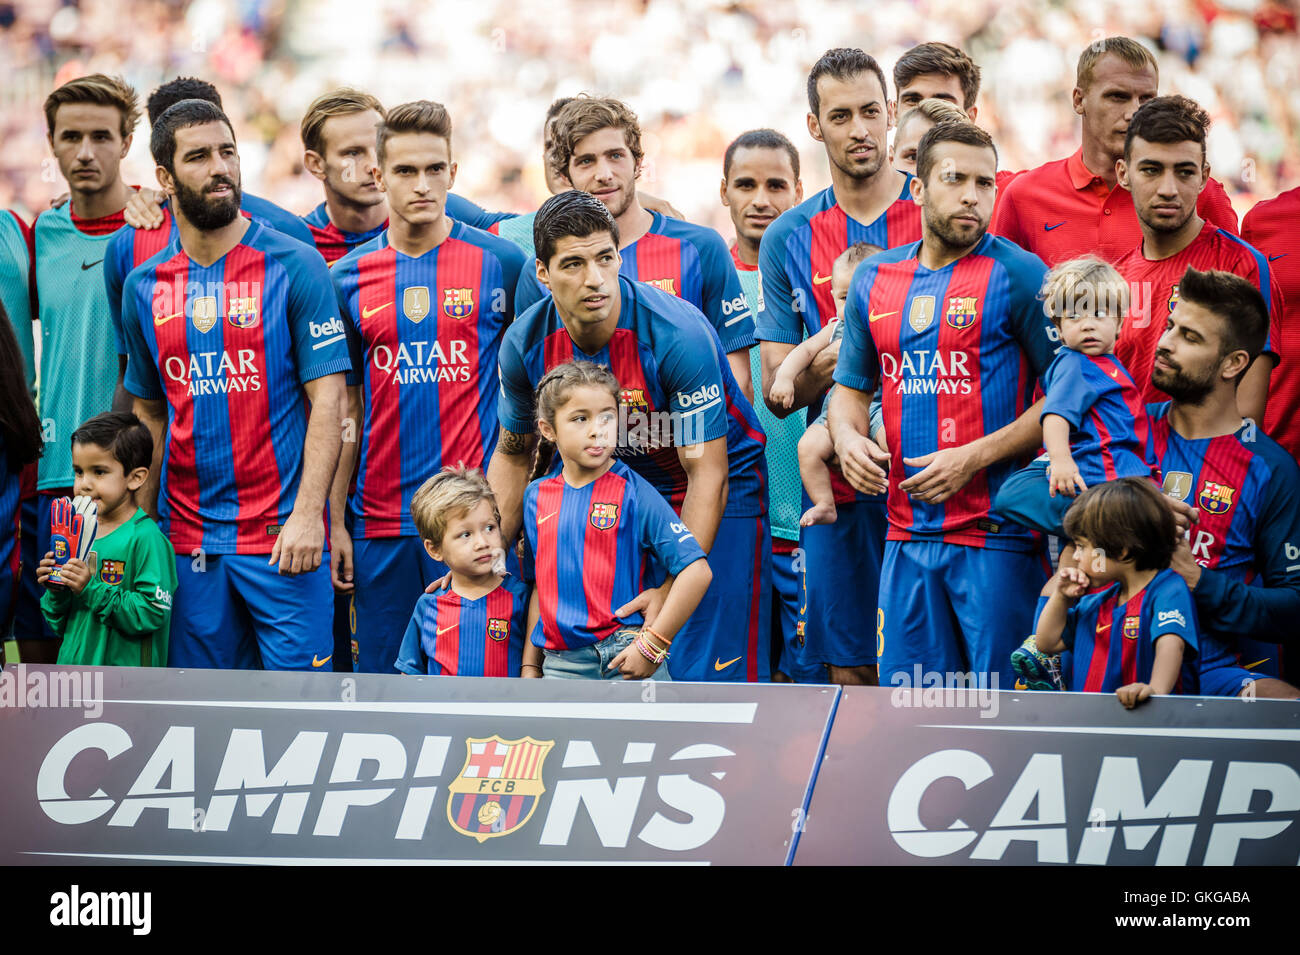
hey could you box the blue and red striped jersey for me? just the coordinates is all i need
[106,194,316,356]
[1148,402,1300,681]
[835,233,1057,549]
[1040,347,1157,485]
[619,211,754,354]
[1117,221,1282,405]
[755,181,922,346]
[521,458,705,650]
[302,202,386,266]
[1062,567,1199,693]
[332,223,534,538]
[120,221,352,554]
[394,576,527,676]
[499,276,767,516]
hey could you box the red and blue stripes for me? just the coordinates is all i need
[410,582,525,676]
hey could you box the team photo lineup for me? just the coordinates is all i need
[2,10,1300,709]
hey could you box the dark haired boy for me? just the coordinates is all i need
[37,412,176,666]
[1035,477,1198,707]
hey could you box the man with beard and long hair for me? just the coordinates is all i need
[829,120,1058,690]
[1113,95,1281,426]
[754,47,922,686]
[119,99,350,671]
[1147,267,1300,698]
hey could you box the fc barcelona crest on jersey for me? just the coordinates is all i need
[1198,480,1235,515]
[487,617,509,642]
[945,296,979,329]
[403,286,430,323]
[1122,615,1141,640]
[590,502,620,530]
[908,295,935,333]
[98,559,124,586]
[1162,470,1193,502]
[619,387,649,413]
[227,296,260,329]
[443,287,474,319]
[645,278,677,296]
[192,295,218,333]
[1168,283,1181,312]
[447,736,554,843]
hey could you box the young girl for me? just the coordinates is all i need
[520,361,712,680]
[1032,477,1199,708]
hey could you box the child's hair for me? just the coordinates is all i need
[534,360,621,428]
[70,412,152,474]
[410,466,500,545]
[1040,256,1129,327]
[834,242,883,274]
[1062,477,1177,571]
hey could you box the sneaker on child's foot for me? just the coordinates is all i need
[1011,635,1063,691]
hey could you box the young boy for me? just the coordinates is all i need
[395,467,527,676]
[771,242,882,526]
[995,256,1157,555]
[38,412,176,666]
[1032,478,1198,708]
[520,361,713,680]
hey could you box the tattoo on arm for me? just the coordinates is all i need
[498,428,532,456]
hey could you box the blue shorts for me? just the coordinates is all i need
[993,458,1074,539]
[351,536,448,674]
[798,497,886,668]
[14,494,56,640]
[773,547,823,682]
[661,513,772,683]
[169,553,335,671]
[878,539,1047,687]
[1184,633,1264,698]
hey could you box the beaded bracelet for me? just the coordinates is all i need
[634,632,669,664]
[643,626,671,650]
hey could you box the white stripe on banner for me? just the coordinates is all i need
[921,724,1300,742]
[98,699,758,724]
[22,852,709,866]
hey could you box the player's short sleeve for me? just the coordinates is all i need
[242,193,316,248]
[1039,350,1099,429]
[653,311,731,446]
[120,271,165,400]
[694,227,756,353]
[103,230,132,356]
[394,595,432,674]
[447,193,515,229]
[284,244,353,383]
[496,320,539,435]
[755,214,805,345]
[989,177,1027,247]
[1198,179,1239,236]
[633,476,706,576]
[1059,599,1084,652]
[330,257,365,387]
[832,261,881,392]
[1149,572,1198,656]
[997,241,1055,379]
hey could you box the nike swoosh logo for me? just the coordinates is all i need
[362,301,393,318]
[714,655,742,671]
[1044,222,1065,231]
[812,272,832,285]
[81,259,103,270]
[437,625,456,636]
[154,311,182,327]
[311,654,332,668]
[868,310,898,323]
[538,511,558,524]
[1243,658,1270,671]
[1268,254,1287,262]
[1108,369,1118,378]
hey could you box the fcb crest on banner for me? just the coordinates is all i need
[446,736,554,843]
[1162,471,1193,502]
[945,296,978,329]
[443,287,474,318]
[487,617,509,642]
[192,296,218,333]
[98,559,124,585]
[403,286,430,323]
[1198,480,1235,515]
[1122,615,1141,640]
[908,295,935,333]
[590,502,619,530]
[227,296,259,329]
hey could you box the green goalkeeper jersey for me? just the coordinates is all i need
[43,507,176,667]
